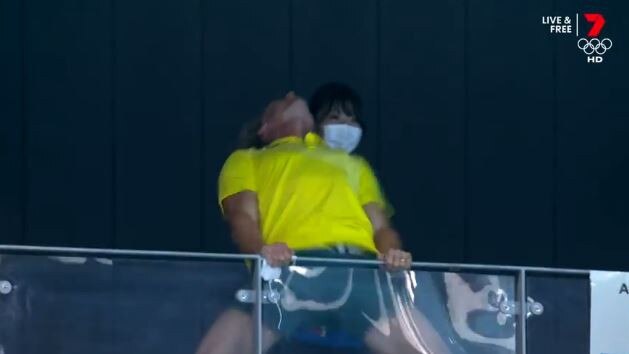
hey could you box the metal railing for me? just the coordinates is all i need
[0,244,591,354]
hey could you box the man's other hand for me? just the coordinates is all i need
[379,249,412,271]
[261,243,294,267]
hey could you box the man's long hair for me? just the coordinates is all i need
[237,118,264,149]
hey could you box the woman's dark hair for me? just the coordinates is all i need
[308,82,363,129]
[237,118,264,149]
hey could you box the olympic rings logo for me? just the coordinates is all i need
[577,38,613,55]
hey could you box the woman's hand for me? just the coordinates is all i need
[379,248,412,271]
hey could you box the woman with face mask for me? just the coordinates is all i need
[308,82,396,220]
[309,82,364,153]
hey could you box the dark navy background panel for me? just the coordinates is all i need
[0,0,24,244]
[466,0,555,266]
[23,0,113,247]
[379,0,466,262]
[114,0,202,250]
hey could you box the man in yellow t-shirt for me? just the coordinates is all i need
[219,131,391,254]
[196,93,449,354]
[219,92,409,267]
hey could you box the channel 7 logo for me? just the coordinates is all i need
[578,13,612,63]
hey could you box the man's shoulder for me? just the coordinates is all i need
[221,148,258,173]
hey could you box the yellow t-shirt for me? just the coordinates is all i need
[218,133,386,252]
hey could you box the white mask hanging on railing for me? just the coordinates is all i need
[323,124,362,153]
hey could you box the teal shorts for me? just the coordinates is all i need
[259,249,397,340]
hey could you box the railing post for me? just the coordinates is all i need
[518,269,527,354]
[254,257,263,354]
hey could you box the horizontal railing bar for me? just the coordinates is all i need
[410,261,590,275]
[295,257,590,275]
[0,244,257,260]
[0,244,591,275]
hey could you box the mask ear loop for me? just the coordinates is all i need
[267,278,284,329]
[269,255,297,329]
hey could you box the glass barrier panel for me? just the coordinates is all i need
[525,273,590,354]
[0,252,257,354]
[232,255,519,354]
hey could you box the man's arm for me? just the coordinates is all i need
[222,191,264,254]
[364,202,401,253]
[222,191,293,265]
[363,202,410,269]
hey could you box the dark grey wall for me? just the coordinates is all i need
[1,0,628,270]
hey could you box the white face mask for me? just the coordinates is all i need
[323,124,362,153]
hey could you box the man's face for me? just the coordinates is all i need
[258,92,313,143]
